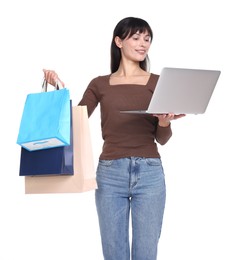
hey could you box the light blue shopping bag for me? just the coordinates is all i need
[17,80,71,151]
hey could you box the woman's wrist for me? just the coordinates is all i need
[158,122,170,127]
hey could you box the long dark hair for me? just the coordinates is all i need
[110,17,153,73]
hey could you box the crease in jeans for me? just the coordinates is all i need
[129,157,140,193]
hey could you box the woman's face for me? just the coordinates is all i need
[116,30,152,62]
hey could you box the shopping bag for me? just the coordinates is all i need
[19,101,73,176]
[25,106,97,194]
[17,80,71,151]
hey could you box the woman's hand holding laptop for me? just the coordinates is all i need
[153,113,186,127]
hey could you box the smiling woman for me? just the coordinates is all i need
[43,16,185,260]
[1,0,247,259]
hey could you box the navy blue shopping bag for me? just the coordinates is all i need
[19,101,73,176]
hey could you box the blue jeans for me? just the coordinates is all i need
[95,157,166,260]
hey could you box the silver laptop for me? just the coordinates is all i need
[120,67,221,115]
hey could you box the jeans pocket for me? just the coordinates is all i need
[145,158,162,166]
[98,159,113,166]
[96,160,114,176]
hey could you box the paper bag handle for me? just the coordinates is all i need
[42,79,64,92]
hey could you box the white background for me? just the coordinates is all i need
[1,0,246,259]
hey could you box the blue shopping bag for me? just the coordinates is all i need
[17,80,71,151]
[19,101,73,176]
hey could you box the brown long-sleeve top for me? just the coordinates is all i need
[78,73,172,160]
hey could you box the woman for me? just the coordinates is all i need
[44,16,185,260]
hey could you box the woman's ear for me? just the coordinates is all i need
[114,36,122,48]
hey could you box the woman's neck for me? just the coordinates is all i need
[110,67,150,85]
[113,65,148,77]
